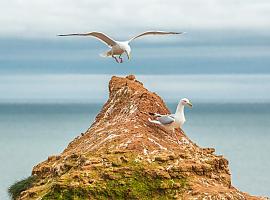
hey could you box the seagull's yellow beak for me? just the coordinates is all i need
[187,102,193,108]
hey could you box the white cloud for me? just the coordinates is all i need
[0,0,269,38]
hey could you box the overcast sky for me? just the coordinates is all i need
[1,0,270,38]
[1,0,270,102]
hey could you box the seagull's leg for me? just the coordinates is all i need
[118,55,123,63]
[173,129,181,145]
[112,55,119,63]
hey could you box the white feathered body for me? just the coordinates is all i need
[165,111,185,130]
[101,41,131,57]
[150,103,186,130]
[175,104,186,128]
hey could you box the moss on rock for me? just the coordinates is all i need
[42,168,188,200]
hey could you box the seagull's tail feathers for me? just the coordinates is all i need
[148,118,162,125]
[149,112,162,118]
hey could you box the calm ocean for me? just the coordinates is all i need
[0,103,269,199]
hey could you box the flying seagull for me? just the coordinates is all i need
[58,31,184,63]
[149,98,192,143]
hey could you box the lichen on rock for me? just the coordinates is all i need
[13,75,268,200]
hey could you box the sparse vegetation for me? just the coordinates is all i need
[42,185,90,200]
[8,176,37,200]
[41,159,188,200]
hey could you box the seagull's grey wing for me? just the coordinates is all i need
[169,114,176,118]
[58,32,117,47]
[128,31,183,43]
[157,115,175,125]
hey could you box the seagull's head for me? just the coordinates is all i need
[181,98,193,108]
[124,45,131,60]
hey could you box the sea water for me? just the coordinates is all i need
[0,103,269,199]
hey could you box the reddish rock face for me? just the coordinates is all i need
[19,75,267,199]
[62,75,190,155]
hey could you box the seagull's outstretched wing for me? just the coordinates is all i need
[128,31,183,43]
[58,32,117,47]
[157,115,175,125]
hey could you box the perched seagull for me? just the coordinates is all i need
[58,31,184,63]
[148,98,192,142]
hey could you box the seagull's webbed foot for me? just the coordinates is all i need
[112,55,119,63]
[119,55,123,63]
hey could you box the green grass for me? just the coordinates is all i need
[8,176,37,200]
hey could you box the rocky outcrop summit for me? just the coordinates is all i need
[18,75,266,199]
